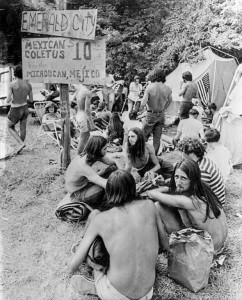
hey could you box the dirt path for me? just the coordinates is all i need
[0,114,242,299]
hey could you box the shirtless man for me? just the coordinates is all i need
[146,159,228,252]
[65,135,121,208]
[6,65,33,153]
[72,84,96,154]
[178,71,198,119]
[68,170,169,299]
[141,68,172,154]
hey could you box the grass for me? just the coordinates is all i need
[0,115,242,299]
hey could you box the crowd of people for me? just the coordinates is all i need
[5,65,233,299]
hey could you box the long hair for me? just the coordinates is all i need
[108,113,124,136]
[83,136,107,164]
[169,159,222,221]
[127,127,146,161]
[105,170,136,209]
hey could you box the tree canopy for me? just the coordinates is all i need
[0,0,241,80]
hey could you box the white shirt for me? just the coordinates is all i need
[128,82,142,102]
[177,117,204,140]
[206,144,232,182]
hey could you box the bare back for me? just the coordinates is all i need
[179,196,228,252]
[65,155,90,193]
[145,82,171,111]
[98,200,159,299]
[74,85,92,112]
[10,79,32,106]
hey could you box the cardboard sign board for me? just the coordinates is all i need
[22,37,106,85]
[21,10,97,40]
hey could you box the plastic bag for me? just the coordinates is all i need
[0,142,15,160]
[168,228,214,292]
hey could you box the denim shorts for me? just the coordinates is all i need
[7,104,29,125]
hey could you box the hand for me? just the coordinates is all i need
[144,171,156,182]
[90,123,96,131]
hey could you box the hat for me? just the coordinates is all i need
[45,101,57,109]
[134,75,140,80]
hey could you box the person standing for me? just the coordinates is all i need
[128,75,143,112]
[6,65,33,153]
[178,71,198,119]
[102,67,115,111]
[72,84,96,154]
[141,68,172,154]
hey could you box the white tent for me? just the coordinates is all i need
[216,64,242,166]
[165,47,238,116]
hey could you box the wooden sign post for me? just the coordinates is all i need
[21,1,105,170]
[56,0,70,171]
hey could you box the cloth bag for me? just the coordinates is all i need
[168,228,214,292]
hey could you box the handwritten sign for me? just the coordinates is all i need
[21,10,97,40]
[22,37,106,85]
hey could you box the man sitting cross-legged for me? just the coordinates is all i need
[65,135,122,209]
[67,169,169,300]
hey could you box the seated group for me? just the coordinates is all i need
[63,125,230,299]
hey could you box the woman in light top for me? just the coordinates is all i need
[128,75,143,112]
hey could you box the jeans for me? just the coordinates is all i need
[143,112,164,154]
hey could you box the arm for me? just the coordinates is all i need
[100,154,123,169]
[144,145,161,178]
[68,215,101,274]
[122,144,132,172]
[173,129,182,141]
[140,87,149,108]
[178,83,186,97]
[146,189,194,210]
[164,92,172,111]
[82,164,107,188]
[28,84,33,103]
[85,92,96,130]
[6,83,13,103]
[173,121,182,141]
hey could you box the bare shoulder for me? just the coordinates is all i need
[66,156,86,174]
[129,199,156,213]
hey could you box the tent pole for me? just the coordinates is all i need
[209,46,239,65]
[211,59,217,105]
[215,67,239,129]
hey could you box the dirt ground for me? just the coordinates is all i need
[0,112,242,300]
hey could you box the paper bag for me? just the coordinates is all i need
[168,228,214,292]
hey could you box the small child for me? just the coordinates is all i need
[205,128,233,182]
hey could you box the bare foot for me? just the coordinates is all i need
[15,144,26,155]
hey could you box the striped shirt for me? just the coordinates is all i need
[198,157,225,206]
